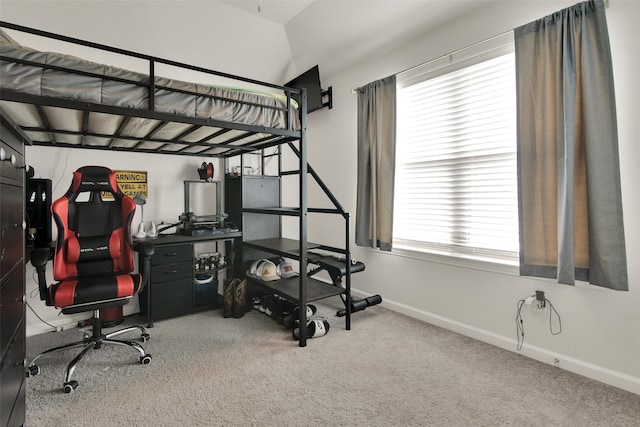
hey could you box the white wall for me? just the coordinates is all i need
[298,0,640,395]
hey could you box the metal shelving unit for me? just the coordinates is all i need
[227,139,354,346]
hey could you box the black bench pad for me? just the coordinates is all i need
[308,252,365,277]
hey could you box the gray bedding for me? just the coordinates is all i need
[0,29,300,154]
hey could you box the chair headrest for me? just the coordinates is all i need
[71,166,119,194]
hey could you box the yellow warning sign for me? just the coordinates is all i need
[102,170,148,199]
[116,170,148,198]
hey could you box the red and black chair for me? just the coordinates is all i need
[28,165,154,393]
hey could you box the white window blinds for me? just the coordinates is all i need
[394,35,518,262]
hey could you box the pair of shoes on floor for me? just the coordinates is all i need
[223,278,249,318]
[292,315,330,340]
[282,303,317,329]
[256,294,296,325]
[252,294,328,339]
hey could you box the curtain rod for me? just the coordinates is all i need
[351,28,512,93]
[351,0,610,94]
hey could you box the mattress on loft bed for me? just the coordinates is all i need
[0,29,300,145]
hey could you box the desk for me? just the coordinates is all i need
[135,231,241,327]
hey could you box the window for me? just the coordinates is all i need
[393,34,518,263]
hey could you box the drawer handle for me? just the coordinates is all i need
[165,270,180,275]
[164,252,180,257]
[0,148,17,166]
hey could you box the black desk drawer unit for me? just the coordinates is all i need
[137,233,241,325]
[145,244,193,321]
[151,244,192,267]
[151,259,192,282]
[147,279,192,321]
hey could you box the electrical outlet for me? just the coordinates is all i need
[523,292,546,312]
[534,301,547,312]
[553,358,560,367]
[535,290,546,308]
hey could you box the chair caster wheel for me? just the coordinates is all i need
[141,333,150,342]
[140,354,152,365]
[27,365,40,377]
[63,380,79,393]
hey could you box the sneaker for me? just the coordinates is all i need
[292,316,330,339]
[283,304,317,329]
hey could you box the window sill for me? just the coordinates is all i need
[378,244,519,277]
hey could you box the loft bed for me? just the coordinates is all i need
[0,21,304,158]
[0,21,358,347]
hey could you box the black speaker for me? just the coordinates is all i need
[26,178,52,248]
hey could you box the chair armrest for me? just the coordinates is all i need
[136,240,155,258]
[30,246,52,268]
[135,241,154,291]
[30,246,53,303]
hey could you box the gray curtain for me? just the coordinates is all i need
[515,0,628,290]
[355,75,396,251]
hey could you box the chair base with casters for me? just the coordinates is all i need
[27,307,152,393]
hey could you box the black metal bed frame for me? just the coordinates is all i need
[0,21,303,158]
[0,21,365,347]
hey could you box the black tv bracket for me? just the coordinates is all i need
[321,86,333,110]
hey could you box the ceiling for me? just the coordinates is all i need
[220,1,485,78]
[219,1,314,24]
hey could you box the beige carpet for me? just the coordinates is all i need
[25,298,640,426]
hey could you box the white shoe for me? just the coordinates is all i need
[292,316,330,339]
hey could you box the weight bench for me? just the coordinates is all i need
[307,252,382,317]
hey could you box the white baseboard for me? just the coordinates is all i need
[377,295,640,396]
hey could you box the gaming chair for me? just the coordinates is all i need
[28,165,154,393]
